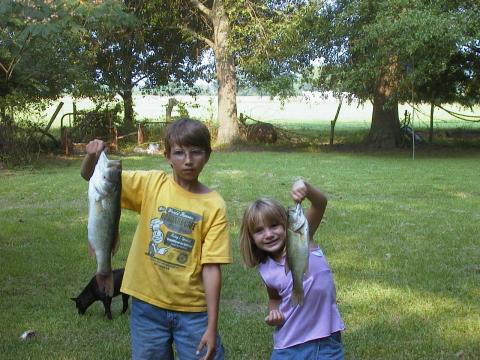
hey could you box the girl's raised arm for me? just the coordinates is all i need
[290,180,328,241]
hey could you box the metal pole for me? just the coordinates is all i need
[411,60,415,160]
[412,102,415,160]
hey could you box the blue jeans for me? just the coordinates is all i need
[131,298,225,360]
[271,332,344,360]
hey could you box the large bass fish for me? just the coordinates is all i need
[286,203,309,306]
[88,151,121,297]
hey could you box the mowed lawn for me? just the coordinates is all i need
[0,149,479,359]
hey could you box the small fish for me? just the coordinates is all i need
[88,151,121,297]
[286,203,309,306]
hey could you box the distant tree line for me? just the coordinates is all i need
[1,0,479,148]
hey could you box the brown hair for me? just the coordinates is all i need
[164,118,212,157]
[239,198,288,267]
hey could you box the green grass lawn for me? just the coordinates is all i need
[1,148,479,359]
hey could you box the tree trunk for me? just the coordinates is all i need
[365,68,402,148]
[366,92,402,148]
[122,89,135,132]
[166,98,178,122]
[0,103,6,124]
[330,98,343,145]
[429,102,434,143]
[211,1,239,146]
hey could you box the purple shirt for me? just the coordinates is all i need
[258,247,345,349]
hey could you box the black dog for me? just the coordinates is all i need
[71,268,129,320]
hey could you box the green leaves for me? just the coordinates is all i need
[230,1,317,97]
[309,0,479,105]
[0,0,118,114]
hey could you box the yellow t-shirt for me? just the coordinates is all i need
[120,170,232,312]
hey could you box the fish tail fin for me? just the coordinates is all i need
[96,272,114,297]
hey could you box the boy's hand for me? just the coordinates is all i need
[265,309,285,326]
[85,139,105,156]
[291,179,308,203]
[80,139,107,180]
[196,328,216,360]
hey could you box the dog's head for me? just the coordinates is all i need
[70,297,87,315]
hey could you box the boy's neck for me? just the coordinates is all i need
[172,175,211,194]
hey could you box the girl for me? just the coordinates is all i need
[240,180,345,360]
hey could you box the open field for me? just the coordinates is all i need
[1,149,479,359]
[43,94,480,132]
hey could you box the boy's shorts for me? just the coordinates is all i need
[131,297,225,360]
[270,332,344,360]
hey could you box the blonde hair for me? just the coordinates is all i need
[239,198,288,267]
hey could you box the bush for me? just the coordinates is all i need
[0,119,46,166]
[68,105,121,143]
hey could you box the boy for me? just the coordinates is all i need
[81,118,232,360]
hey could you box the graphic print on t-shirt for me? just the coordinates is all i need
[147,206,202,269]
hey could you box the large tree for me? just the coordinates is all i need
[0,1,79,122]
[307,0,479,148]
[229,1,319,97]
[165,1,317,145]
[0,0,131,124]
[165,0,240,146]
[89,0,204,132]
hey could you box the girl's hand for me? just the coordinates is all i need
[291,179,309,203]
[265,309,285,326]
[85,139,105,156]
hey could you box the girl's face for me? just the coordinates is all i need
[251,220,286,260]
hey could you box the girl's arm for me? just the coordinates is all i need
[198,264,221,360]
[80,139,106,180]
[290,180,328,241]
[265,286,285,326]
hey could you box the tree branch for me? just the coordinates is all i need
[181,25,214,48]
[6,33,32,80]
[0,62,8,76]
[189,0,212,18]
[132,74,148,87]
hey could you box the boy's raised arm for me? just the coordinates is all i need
[80,139,106,181]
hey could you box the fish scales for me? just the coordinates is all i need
[87,151,121,297]
[286,203,309,306]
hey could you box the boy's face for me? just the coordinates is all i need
[165,143,209,185]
